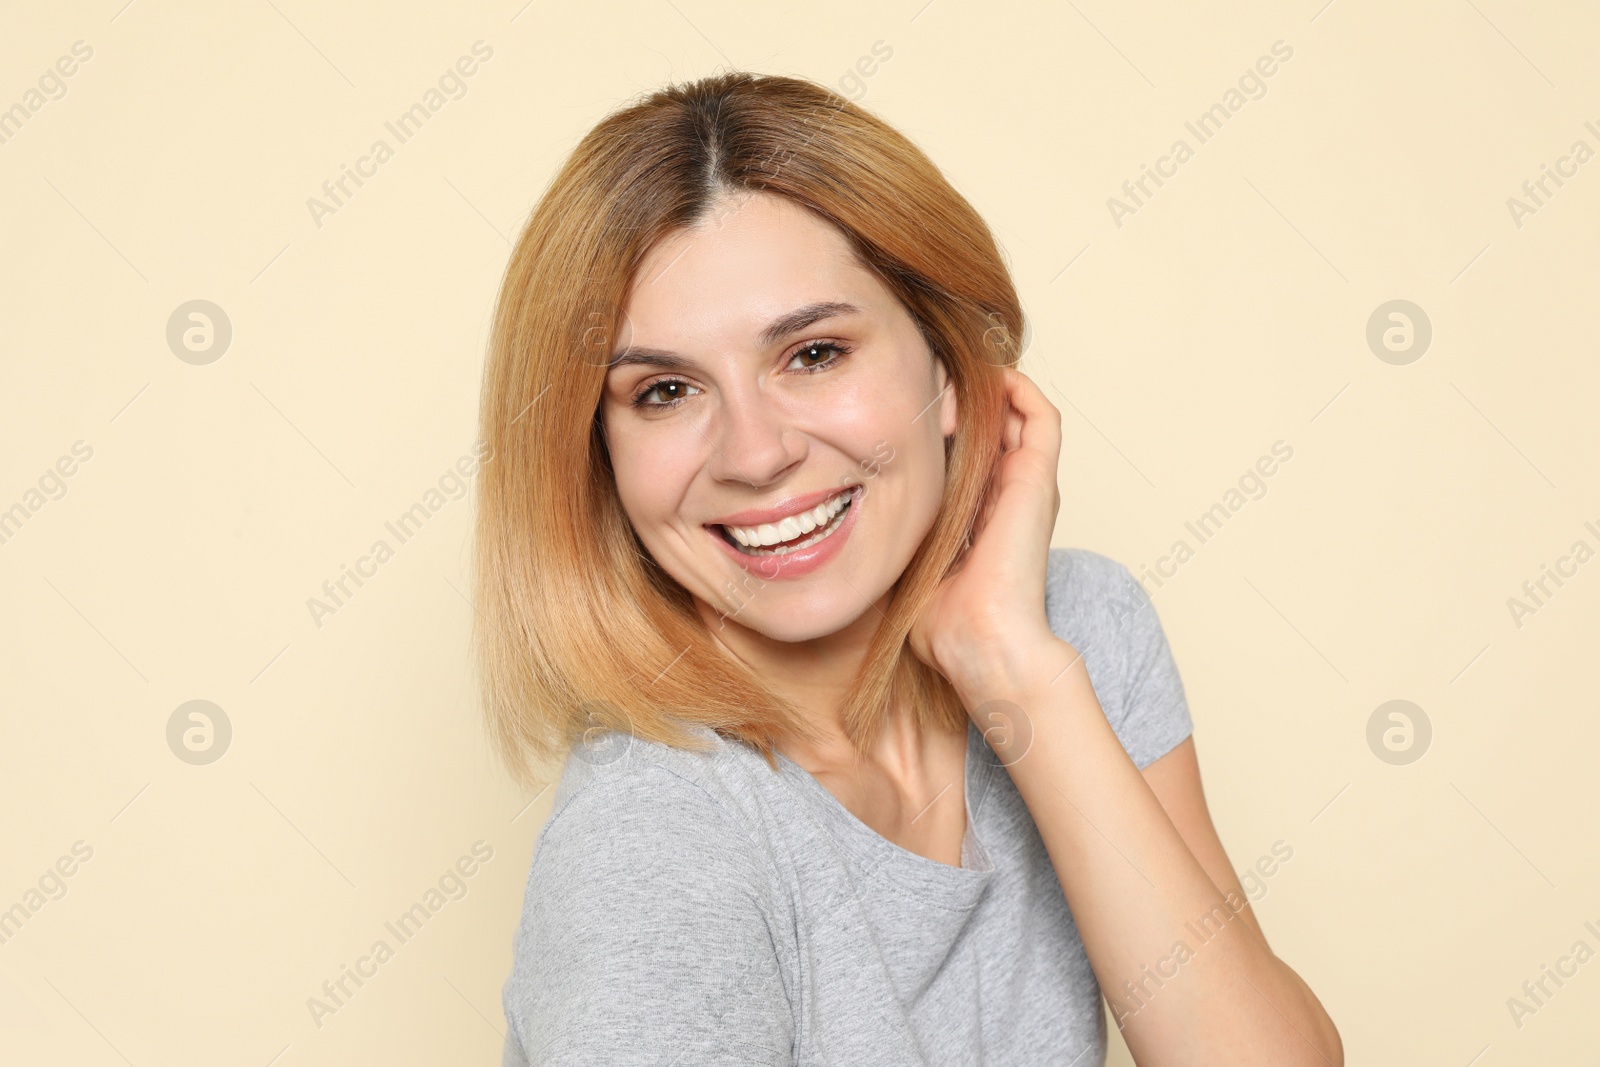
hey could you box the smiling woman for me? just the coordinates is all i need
[477,71,1340,1067]
[475,73,1012,781]
[599,194,966,631]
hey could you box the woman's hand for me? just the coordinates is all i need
[908,367,1074,698]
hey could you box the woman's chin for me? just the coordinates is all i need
[706,598,872,646]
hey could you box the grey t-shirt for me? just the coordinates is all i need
[501,547,1194,1066]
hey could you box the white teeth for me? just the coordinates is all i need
[719,487,855,552]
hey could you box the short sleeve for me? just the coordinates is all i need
[1045,548,1195,770]
[501,765,793,1067]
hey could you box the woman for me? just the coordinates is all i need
[476,70,1341,1066]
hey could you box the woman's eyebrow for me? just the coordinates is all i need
[757,300,862,346]
[606,300,863,370]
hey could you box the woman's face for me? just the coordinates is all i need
[599,191,958,644]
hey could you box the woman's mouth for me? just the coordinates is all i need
[716,485,858,557]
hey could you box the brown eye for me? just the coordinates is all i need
[786,340,851,373]
[631,378,700,409]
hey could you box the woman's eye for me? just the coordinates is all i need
[629,342,850,410]
[786,340,851,372]
[631,379,700,408]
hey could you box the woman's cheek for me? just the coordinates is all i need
[801,396,888,459]
[610,444,675,530]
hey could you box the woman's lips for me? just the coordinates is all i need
[707,485,861,579]
[706,483,858,528]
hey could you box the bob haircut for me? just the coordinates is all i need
[474,70,1025,787]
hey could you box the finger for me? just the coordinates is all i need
[998,370,1029,452]
[1001,368,1062,463]
[1002,399,1023,453]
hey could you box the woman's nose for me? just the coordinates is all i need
[704,388,807,487]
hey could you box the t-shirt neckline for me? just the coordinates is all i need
[773,719,998,907]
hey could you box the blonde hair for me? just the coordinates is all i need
[474,70,1023,787]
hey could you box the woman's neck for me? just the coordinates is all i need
[693,590,962,779]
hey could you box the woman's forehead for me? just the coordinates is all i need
[620,219,888,351]
[631,196,863,300]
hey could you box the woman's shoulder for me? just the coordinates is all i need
[508,740,789,980]
[1045,544,1138,610]
[537,730,761,869]
[1043,546,1194,770]
[1042,545,1154,654]
[522,725,796,910]
[505,743,794,1067]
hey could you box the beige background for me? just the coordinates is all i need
[2,0,1596,1063]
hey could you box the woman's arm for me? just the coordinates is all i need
[953,638,1342,1066]
[909,366,1340,1065]
[1141,737,1270,951]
